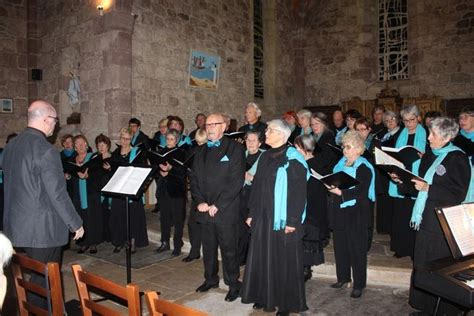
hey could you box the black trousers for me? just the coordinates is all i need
[187,203,202,258]
[159,191,186,250]
[201,222,240,290]
[23,246,63,309]
[333,227,368,290]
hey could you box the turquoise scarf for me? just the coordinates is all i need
[178,134,192,147]
[365,134,374,150]
[62,148,75,157]
[273,147,310,231]
[129,146,138,163]
[244,149,265,186]
[300,127,312,136]
[461,129,474,141]
[159,134,166,147]
[333,156,376,208]
[388,125,426,198]
[79,152,94,210]
[131,131,139,145]
[335,126,347,145]
[410,143,463,230]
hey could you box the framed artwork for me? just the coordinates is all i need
[188,50,220,90]
[1,99,13,113]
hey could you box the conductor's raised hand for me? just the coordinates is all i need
[73,226,84,240]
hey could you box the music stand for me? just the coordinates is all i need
[102,164,156,283]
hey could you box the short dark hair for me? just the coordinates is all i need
[354,117,371,129]
[424,111,442,121]
[195,113,206,122]
[372,105,386,115]
[60,134,73,146]
[345,109,362,120]
[129,118,141,126]
[167,116,185,130]
[95,133,111,149]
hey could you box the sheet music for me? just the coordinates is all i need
[442,204,474,257]
[310,168,323,180]
[375,147,405,168]
[102,166,152,196]
[465,280,474,289]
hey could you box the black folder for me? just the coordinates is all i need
[63,154,100,175]
[311,169,360,190]
[147,147,179,166]
[381,145,423,166]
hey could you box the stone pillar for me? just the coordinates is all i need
[262,0,278,118]
[93,4,134,141]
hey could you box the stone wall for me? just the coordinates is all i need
[131,0,254,136]
[0,0,28,146]
[303,0,474,106]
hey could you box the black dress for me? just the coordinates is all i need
[390,132,428,258]
[328,164,373,290]
[241,145,308,313]
[237,150,263,265]
[109,148,149,248]
[239,121,267,144]
[68,154,104,247]
[375,127,402,234]
[303,157,327,267]
[288,126,302,144]
[155,146,187,250]
[400,150,471,314]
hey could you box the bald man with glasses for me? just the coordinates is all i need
[190,113,245,302]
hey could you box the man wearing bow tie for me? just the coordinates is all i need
[190,113,245,302]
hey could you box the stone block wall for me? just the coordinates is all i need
[131,0,254,136]
[302,0,474,106]
[0,0,28,146]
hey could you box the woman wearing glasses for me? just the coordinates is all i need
[242,119,309,315]
[109,127,149,253]
[389,104,428,259]
[327,131,376,299]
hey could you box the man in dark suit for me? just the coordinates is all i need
[3,100,84,304]
[191,113,245,302]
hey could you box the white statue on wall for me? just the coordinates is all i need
[67,72,81,107]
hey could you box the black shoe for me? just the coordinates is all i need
[276,311,289,316]
[151,208,159,213]
[155,242,170,253]
[77,246,89,254]
[171,248,181,257]
[113,246,122,253]
[182,255,200,262]
[195,282,219,292]
[89,246,97,254]
[331,281,350,289]
[304,266,312,282]
[350,288,363,298]
[252,303,263,310]
[224,289,239,302]
[393,253,403,258]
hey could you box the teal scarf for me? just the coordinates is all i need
[410,143,462,230]
[178,134,192,147]
[273,147,310,231]
[79,152,94,210]
[131,131,140,145]
[300,126,312,136]
[333,156,376,208]
[365,134,374,150]
[388,125,426,198]
[335,126,347,145]
[0,170,3,184]
[244,149,265,186]
[460,129,474,141]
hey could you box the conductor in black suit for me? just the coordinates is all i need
[191,113,245,302]
[3,100,84,305]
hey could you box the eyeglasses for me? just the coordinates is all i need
[120,137,131,140]
[265,127,283,134]
[384,118,396,123]
[205,122,225,128]
[341,144,354,150]
[356,127,368,132]
[403,117,417,124]
[47,116,59,123]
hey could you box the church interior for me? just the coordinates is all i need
[0,0,473,315]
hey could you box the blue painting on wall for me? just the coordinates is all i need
[188,50,220,90]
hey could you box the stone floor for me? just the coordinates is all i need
[3,207,421,315]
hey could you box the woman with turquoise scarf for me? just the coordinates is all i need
[392,117,472,315]
[241,119,309,315]
[327,130,375,299]
[389,104,428,259]
[67,135,103,254]
[109,127,149,253]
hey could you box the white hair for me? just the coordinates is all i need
[267,119,291,142]
[0,234,13,274]
[297,109,312,119]
[246,102,262,117]
[400,104,420,118]
[429,117,459,141]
